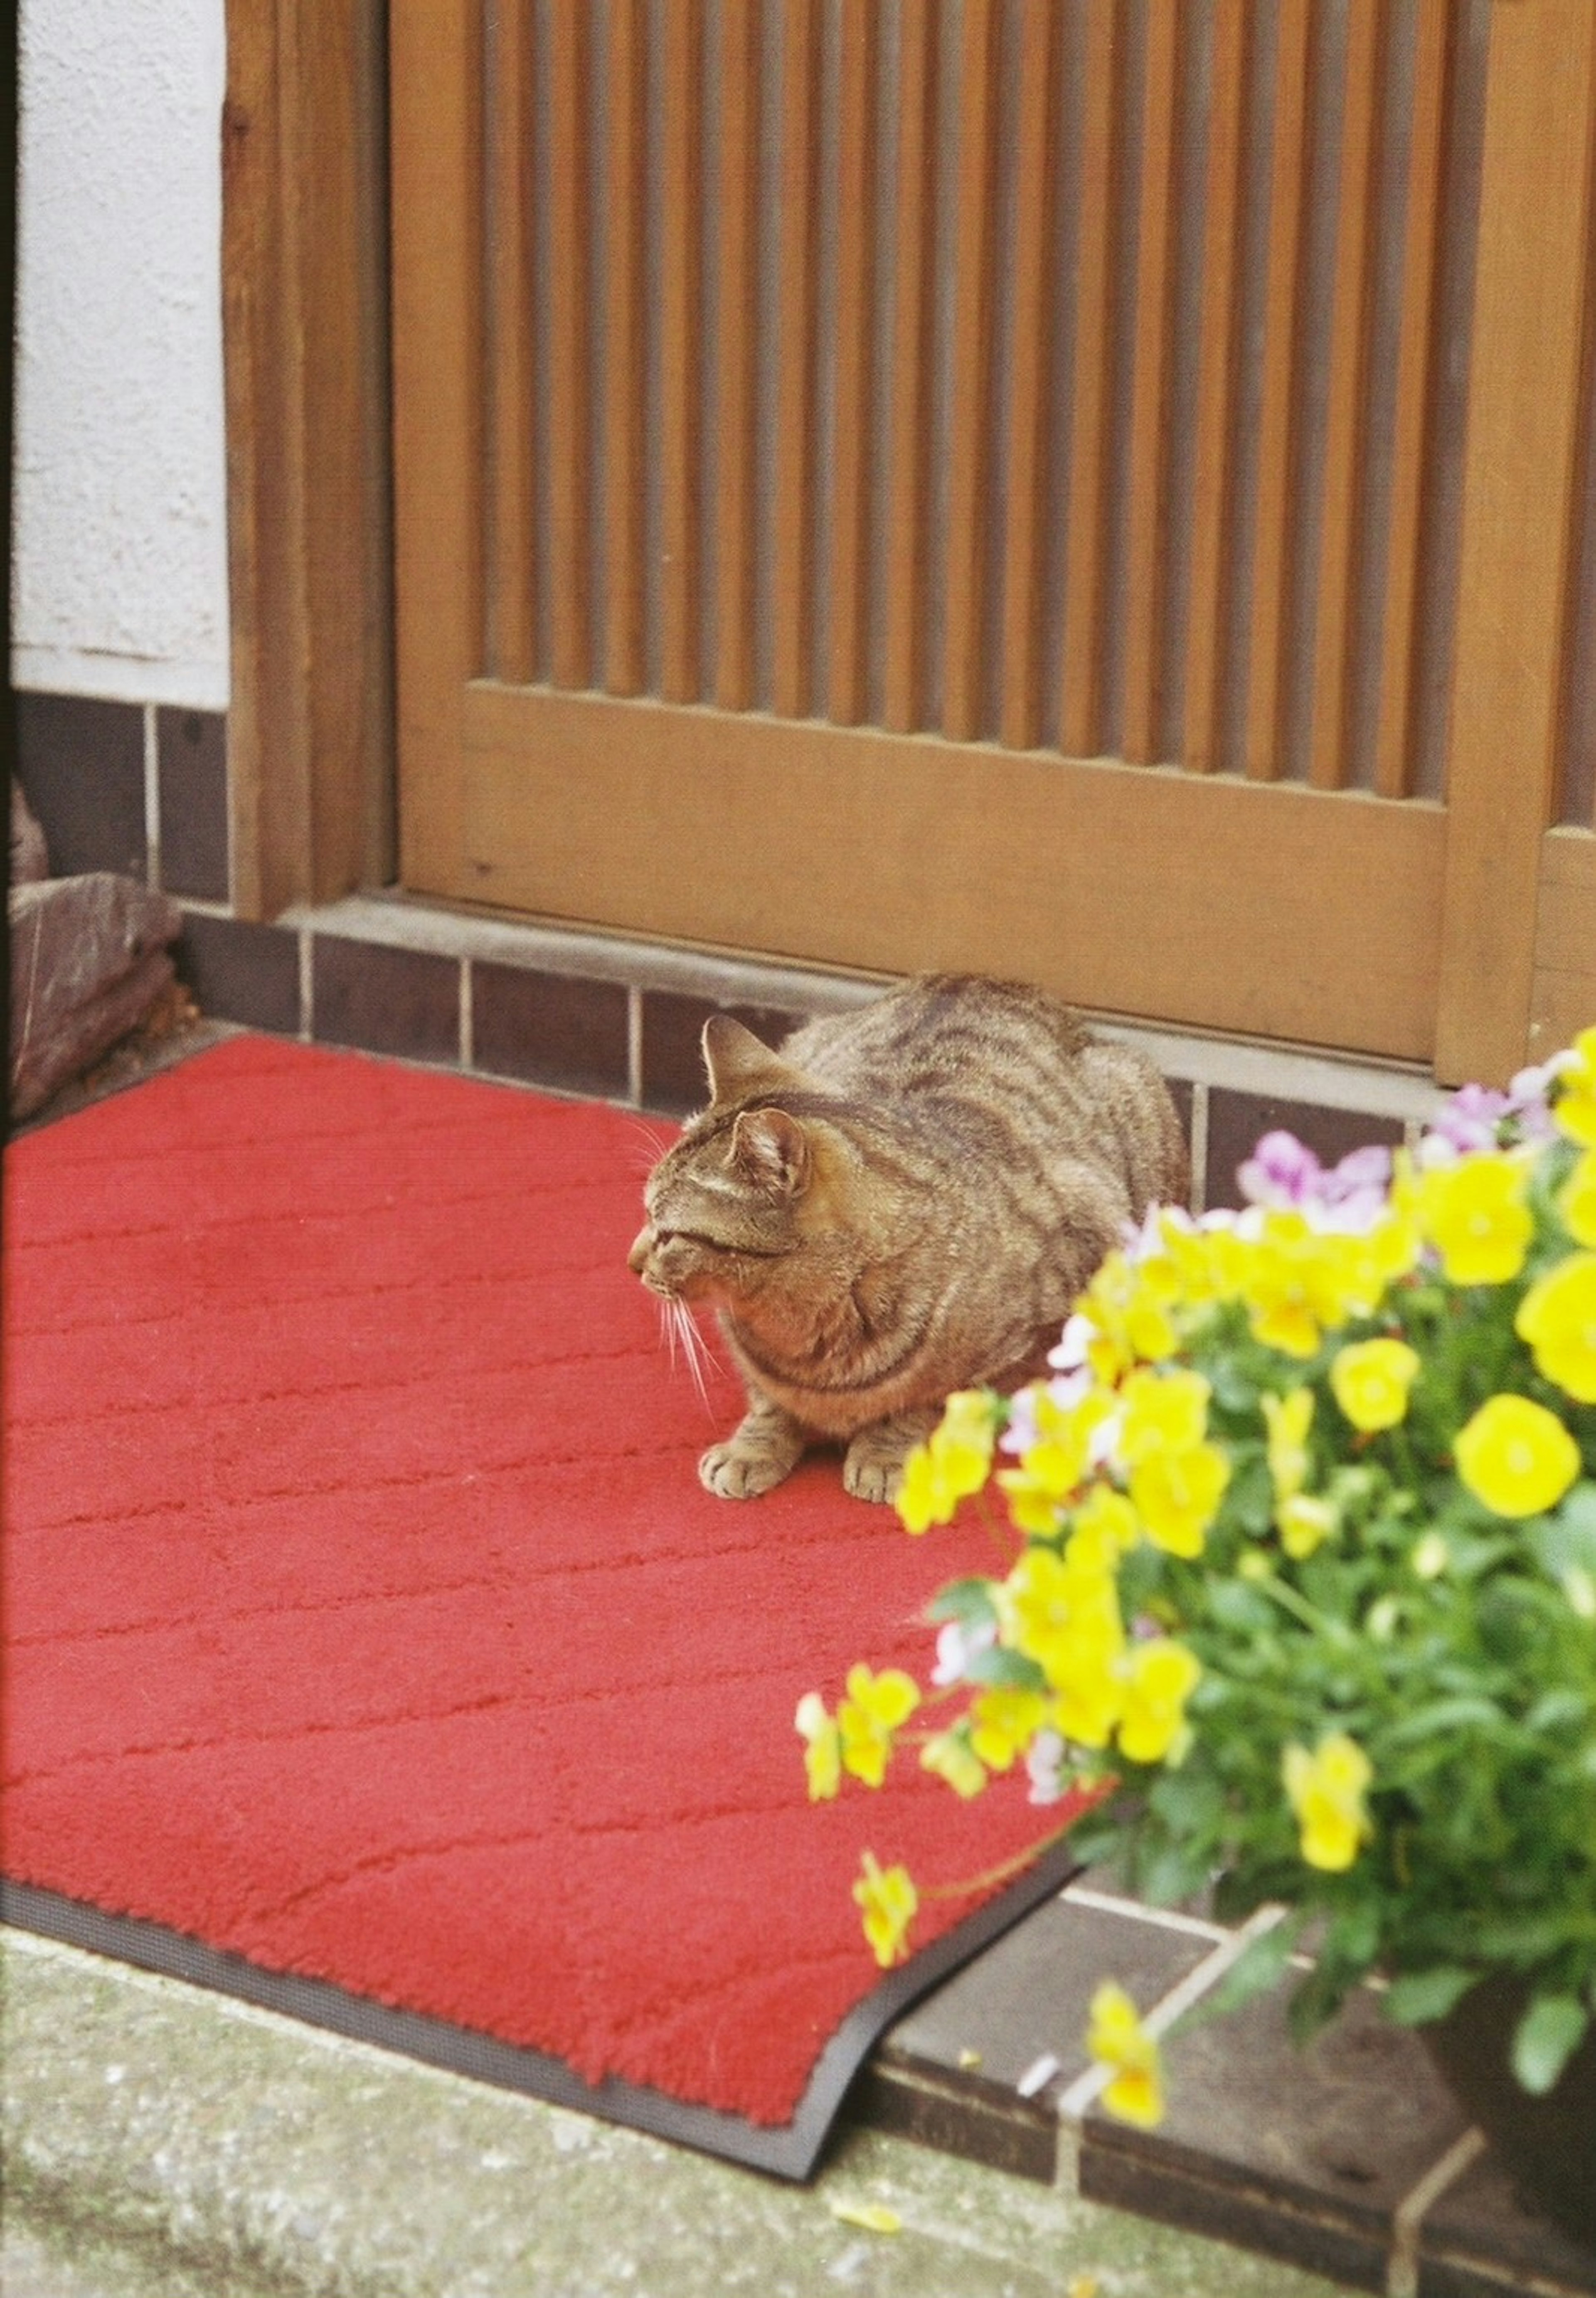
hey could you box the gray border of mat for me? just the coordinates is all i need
[2,1847,1082,2180]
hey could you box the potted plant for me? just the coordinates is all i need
[798,1028,1596,2246]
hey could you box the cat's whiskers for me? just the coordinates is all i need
[662,1296,718,1411]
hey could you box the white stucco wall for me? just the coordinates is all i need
[12,0,231,709]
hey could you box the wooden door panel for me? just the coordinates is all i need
[459,683,1445,1059]
[391,2,1594,1078]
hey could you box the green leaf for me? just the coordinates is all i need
[1531,1489,1596,1583]
[927,1577,1000,1629]
[1512,1993,1590,2096]
[960,1645,1047,1692]
[1383,1966,1479,2027]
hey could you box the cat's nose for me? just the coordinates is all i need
[627,1227,653,1275]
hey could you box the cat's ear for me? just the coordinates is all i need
[728,1107,809,1197]
[701,1015,804,1108]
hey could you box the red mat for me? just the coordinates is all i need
[2,1037,1081,2174]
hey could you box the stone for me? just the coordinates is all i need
[12,779,49,884]
[10,874,183,1120]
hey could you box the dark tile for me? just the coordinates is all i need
[15,692,146,879]
[472,965,628,1100]
[1081,2138,1392,2292]
[1420,2147,1596,2298]
[639,993,809,1116]
[860,1886,1217,2182]
[1204,1091,1406,1212]
[177,914,302,1036]
[1081,1980,1468,2281]
[157,709,230,901]
[312,935,460,1066]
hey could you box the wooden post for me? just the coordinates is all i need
[1435,1,1596,1085]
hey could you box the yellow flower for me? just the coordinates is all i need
[1515,1254,1596,1404]
[854,1852,918,1967]
[997,1547,1126,1723]
[1283,1732,1373,1871]
[1261,1387,1314,1502]
[1553,1027,1596,1148]
[1330,1337,1421,1432]
[1128,1442,1231,1559]
[1118,1367,1212,1465]
[1236,1215,1383,1358]
[1278,1492,1338,1561]
[920,1728,987,1800]
[1064,1483,1141,1574]
[1559,1151,1596,1249]
[837,1665,921,1787]
[967,1682,1050,1772]
[795,1691,842,1800]
[1117,1640,1201,1766]
[1412,1153,1533,1286]
[895,1397,996,1533]
[1076,1250,1180,1382]
[996,1389,1116,1534]
[1086,1982,1164,2129]
[1453,1392,1581,1518]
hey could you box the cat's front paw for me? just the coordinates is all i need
[842,1442,910,1506]
[699,1441,795,1500]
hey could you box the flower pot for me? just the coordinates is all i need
[1424,1975,1596,2254]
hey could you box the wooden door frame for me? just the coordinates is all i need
[222,0,394,920]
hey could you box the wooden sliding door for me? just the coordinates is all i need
[392,0,1596,1079]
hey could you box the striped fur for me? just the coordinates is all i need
[628,975,1188,1502]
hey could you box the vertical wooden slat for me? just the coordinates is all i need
[546,0,591,690]
[942,0,1000,743]
[1057,1,1118,758]
[714,0,760,712]
[1308,0,1388,789]
[1120,0,1184,766]
[660,0,703,703]
[827,0,878,725]
[1436,2,1596,1084]
[485,0,537,685]
[390,0,482,899]
[1241,0,1311,781]
[1183,0,1251,774]
[604,0,648,697]
[882,0,937,734]
[998,0,1060,754]
[771,0,821,721]
[1373,2,1451,800]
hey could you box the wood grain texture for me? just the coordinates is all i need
[224,0,392,914]
[604,0,648,696]
[771,0,821,721]
[882,0,938,734]
[827,0,879,726]
[1184,0,1251,774]
[659,0,703,703]
[1308,0,1389,792]
[941,0,1000,744]
[1436,3,1596,1084]
[459,682,1445,1060]
[1057,0,1118,759]
[714,0,760,712]
[547,0,593,692]
[1120,0,1183,767]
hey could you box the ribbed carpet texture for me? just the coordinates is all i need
[4,1037,1081,2170]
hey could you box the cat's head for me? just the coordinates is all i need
[627,1016,832,1309]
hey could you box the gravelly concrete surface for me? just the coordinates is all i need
[1,1929,1347,2298]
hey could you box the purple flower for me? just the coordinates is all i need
[1237,1130,1324,1209]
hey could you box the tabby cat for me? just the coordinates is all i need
[628,974,1187,1502]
